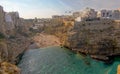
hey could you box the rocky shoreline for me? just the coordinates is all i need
[62,45,118,64]
[14,32,120,74]
[0,4,120,73]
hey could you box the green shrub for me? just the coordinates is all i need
[9,35,16,39]
[0,33,5,39]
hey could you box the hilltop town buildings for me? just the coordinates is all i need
[1,4,120,36]
[98,10,120,20]
[73,8,120,22]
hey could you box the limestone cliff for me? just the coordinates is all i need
[0,5,32,73]
[0,6,6,35]
[43,18,120,60]
[63,19,120,60]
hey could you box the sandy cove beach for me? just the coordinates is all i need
[28,33,61,49]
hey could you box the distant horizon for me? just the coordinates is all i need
[0,0,120,19]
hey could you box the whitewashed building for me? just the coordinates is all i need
[73,12,81,18]
[82,8,97,19]
[8,12,20,27]
[112,10,120,20]
[75,8,97,22]
[99,10,113,19]
[5,13,15,30]
[98,9,120,20]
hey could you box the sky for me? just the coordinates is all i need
[0,0,120,18]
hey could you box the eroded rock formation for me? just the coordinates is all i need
[63,19,120,61]
[0,5,32,73]
[0,62,20,74]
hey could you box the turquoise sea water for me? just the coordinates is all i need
[18,46,120,74]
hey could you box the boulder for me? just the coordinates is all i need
[0,62,20,74]
[117,65,120,74]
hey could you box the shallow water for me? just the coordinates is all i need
[18,46,120,74]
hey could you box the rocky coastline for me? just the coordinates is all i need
[0,4,120,73]
[42,22,120,64]
[62,45,113,63]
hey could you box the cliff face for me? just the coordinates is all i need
[0,5,32,73]
[33,16,120,61]
[0,6,6,35]
[64,19,120,57]
[0,5,33,65]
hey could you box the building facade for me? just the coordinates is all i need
[74,8,97,22]
[99,9,120,20]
